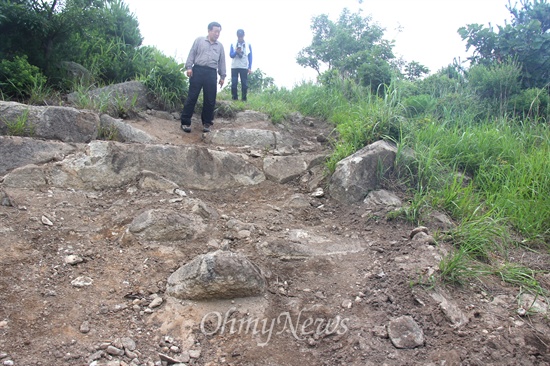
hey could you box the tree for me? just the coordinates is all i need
[404,61,430,81]
[458,0,550,89]
[0,0,143,84]
[247,69,275,92]
[296,8,396,88]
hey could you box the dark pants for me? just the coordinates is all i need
[231,68,248,101]
[181,65,217,127]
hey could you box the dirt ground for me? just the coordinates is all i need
[0,109,549,366]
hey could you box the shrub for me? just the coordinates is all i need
[142,49,188,112]
[403,94,437,117]
[0,55,47,101]
[509,87,549,122]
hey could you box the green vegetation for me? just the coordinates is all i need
[1,0,548,297]
[4,109,34,136]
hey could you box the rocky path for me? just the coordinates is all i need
[0,108,549,366]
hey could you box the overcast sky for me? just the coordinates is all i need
[124,0,513,89]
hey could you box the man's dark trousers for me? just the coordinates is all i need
[231,68,248,101]
[181,65,217,127]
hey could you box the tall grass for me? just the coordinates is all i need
[256,78,549,289]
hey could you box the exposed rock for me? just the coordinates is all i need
[206,128,279,148]
[256,240,316,260]
[430,292,469,328]
[128,209,208,242]
[234,110,269,123]
[3,141,266,190]
[166,250,266,300]
[364,189,402,208]
[387,315,425,349]
[263,153,326,184]
[100,114,156,143]
[0,101,99,142]
[410,226,429,239]
[329,140,397,203]
[137,170,179,192]
[0,136,77,176]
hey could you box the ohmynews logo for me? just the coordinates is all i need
[200,307,350,346]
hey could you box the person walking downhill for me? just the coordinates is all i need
[229,29,252,101]
[180,21,226,133]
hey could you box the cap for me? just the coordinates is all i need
[237,29,245,37]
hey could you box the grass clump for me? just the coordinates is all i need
[4,109,34,136]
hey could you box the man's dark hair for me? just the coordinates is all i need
[208,22,222,31]
[237,29,245,37]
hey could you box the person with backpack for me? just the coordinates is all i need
[229,29,252,101]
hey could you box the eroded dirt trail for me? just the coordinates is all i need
[1,112,549,366]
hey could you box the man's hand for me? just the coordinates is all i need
[186,69,193,77]
[219,78,225,87]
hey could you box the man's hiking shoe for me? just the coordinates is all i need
[181,125,191,133]
[202,126,211,133]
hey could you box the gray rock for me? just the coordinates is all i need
[1,164,48,188]
[71,276,93,287]
[128,209,207,242]
[264,153,326,184]
[207,128,279,148]
[100,114,156,143]
[430,292,469,328]
[0,101,99,142]
[105,345,124,356]
[8,141,266,190]
[0,136,77,176]
[235,110,269,123]
[363,189,402,208]
[387,315,424,349]
[166,250,266,300]
[329,140,397,204]
[137,170,179,192]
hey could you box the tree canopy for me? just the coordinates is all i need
[296,8,428,91]
[458,0,550,89]
[0,0,143,84]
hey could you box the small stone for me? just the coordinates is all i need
[341,299,353,309]
[311,188,324,197]
[387,315,424,349]
[64,255,84,265]
[149,297,163,308]
[174,189,187,197]
[71,276,93,287]
[189,349,201,359]
[105,345,125,356]
[41,215,54,226]
[3,360,14,366]
[88,350,103,362]
[79,321,90,333]
[409,226,428,239]
[125,349,138,359]
[121,337,136,351]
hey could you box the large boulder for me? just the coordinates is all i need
[329,140,397,204]
[166,250,266,300]
[0,136,77,176]
[3,141,266,190]
[0,101,99,142]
